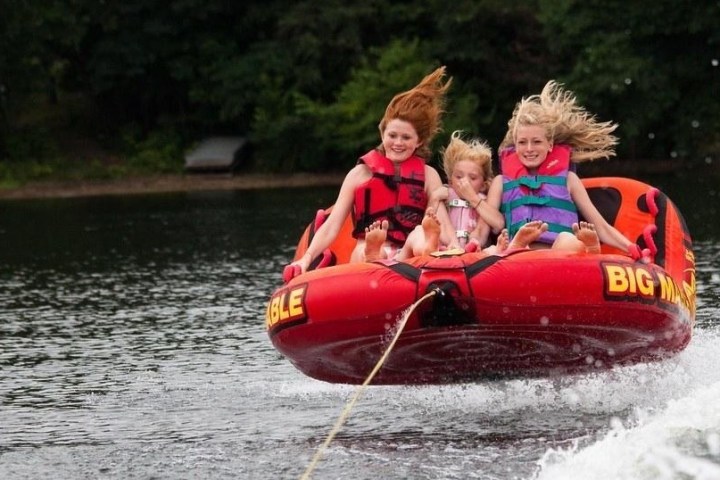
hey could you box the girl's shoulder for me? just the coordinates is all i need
[423,164,442,186]
[345,163,372,182]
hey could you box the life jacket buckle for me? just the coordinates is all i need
[447,198,471,208]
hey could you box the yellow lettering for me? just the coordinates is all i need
[265,296,280,328]
[603,260,696,322]
[273,296,281,322]
[606,265,628,293]
[636,268,654,297]
[289,286,305,317]
[685,249,695,263]
[265,285,307,331]
[279,292,290,320]
[626,266,637,293]
[657,273,675,303]
[683,281,694,304]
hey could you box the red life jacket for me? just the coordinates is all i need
[353,149,427,245]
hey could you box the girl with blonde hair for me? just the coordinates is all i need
[485,80,636,255]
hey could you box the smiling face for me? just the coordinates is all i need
[514,124,553,172]
[451,159,486,194]
[381,118,422,163]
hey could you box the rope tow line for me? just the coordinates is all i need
[299,288,442,480]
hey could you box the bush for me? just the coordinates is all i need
[121,126,186,174]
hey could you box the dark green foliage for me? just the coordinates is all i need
[296,39,441,169]
[0,0,718,182]
[537,0,720,160]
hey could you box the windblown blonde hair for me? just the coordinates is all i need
[500,80,618,162]
[379,66,452,159]
[442,130,494,193]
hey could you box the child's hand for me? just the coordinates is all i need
[430,185,450,204]
[282,253,311,283]
[455,178,478,204]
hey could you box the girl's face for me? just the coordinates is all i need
[451,159,486,193]
[514,125,552,171]
[381,119,422,163]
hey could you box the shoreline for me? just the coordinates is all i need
[0,172,346,200]
[0,159,714,201]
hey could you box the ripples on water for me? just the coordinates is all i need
[0,190,719,480]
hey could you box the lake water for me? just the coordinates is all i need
[1,174,719,480]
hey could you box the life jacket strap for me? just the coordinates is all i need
[504,175,567,191]
[501,197,577,212]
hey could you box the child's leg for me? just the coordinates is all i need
[552,222,600,253]
[572,221,601,253]
[420,209,441,255]
[395,225,424,261]
[507,220,548,250]
[363,220,389,262]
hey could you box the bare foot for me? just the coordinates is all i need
[573,221,600,253]
[364,220,388,261]
[507,220,548,249]
[421,209,441,255]
[495,229,510,253]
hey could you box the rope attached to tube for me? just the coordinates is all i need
[299,288,442,480]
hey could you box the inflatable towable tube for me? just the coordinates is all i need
[266,177,696,385]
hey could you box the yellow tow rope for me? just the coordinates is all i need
[299,289,440,480]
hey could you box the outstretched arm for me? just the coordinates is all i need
[428,185,449,211]
[568,173,633,252]
[291,165,365,272]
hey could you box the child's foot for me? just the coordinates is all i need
[495,229,510,253]
[507,220,548,249]
[364,220,388,261]
[573,221,601,254]
[421,209,441,255]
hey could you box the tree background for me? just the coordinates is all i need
[1,0,718,182]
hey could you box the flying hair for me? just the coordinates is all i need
[500,80,619,162]
[379,66,452,159]
[442,130,494,192]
